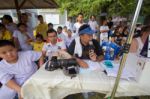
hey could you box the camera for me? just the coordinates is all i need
[45,56,79,78]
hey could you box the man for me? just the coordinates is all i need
[42,29,66,60]
[35,15,48,40]
[68,24,103,68]
[73,13,85,36]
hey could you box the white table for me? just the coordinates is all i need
[21,60,150,99]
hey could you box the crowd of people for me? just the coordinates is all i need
[0,12,150,99]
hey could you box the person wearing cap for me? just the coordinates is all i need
[68,24,103,68]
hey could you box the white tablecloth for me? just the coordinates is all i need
[21,60,150,99]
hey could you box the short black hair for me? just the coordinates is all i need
[0,40,15,48]
[57,26,62,30]
[78,24,90,34]
[3,15,13,23]
[48,23,53,27]
[37,15,43,19]
[17,23,27,28]
[47,29,57,36]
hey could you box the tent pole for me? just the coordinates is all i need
[14,0,21,22]
[108,0,144,99]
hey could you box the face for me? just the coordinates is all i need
[18,25,27,33]
[0,45,18,63]
[21,15,28,23]
[91,16,95,21]
[80,34,93,45]
[57,28,62,34]
[38,17,43,23]
[47,32,57,44]
[77,15,83,22]
[67,30,72,37]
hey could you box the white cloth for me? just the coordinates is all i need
[88,20,98,32]
[73,22,84,36]
[21,60,150,99]
[136,37,144,55]
[42,40,66,57]
[64,34,75,47]
[66,21,74,31]
[13,30,33,51]
[0,51,42,99]
[74,37,82,57]
[100,25,109,43]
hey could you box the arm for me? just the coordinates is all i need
[38,54,44,67]
[13,37,21,50]
[129,38,138,52]
[6,79,22,99]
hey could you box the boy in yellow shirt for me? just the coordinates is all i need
[0,23,12,40]
[35,15,48,40]
[30,34,44,52]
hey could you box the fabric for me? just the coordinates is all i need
[68,39,103,59]
[6,23,17,34]
[1,30,12,40]
[73,22,84,35]
[88,20,98,32]
[136,37,144,55]
[35,22,48,39]
[78,27,95,35]
[0,51,42,99]
[64,34,75,47]
[74,37,82,57]
[21,59,150,99]
[42,40,66,56]
[30,42,44,52]
[13,30,33,51]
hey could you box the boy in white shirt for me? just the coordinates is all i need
[73,13,85,36]
[0,40,44,99]
[42,29,66,60]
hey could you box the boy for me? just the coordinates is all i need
[42,29,66,60]
[0,40,43,99]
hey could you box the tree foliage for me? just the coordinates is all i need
[56,0,150,19]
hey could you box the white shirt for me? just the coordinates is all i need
[13,30,33,51]
[42,40,66,57]
[0,51,42,99]
[65,21,74,31]
[73,22,84,36]
[64,34,75,47]
[88,20,98,32]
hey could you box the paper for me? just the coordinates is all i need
[80,60,104,74]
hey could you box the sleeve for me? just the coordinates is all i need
[0,71,14,85]
[27,51,42,61]
[67,40,76,55]
[100,26,104,31]
[13,30,18,38]
[60,41,66,50]
[42,43,47,52]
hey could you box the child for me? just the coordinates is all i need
[0,40,44,99]
[0,23,12,40]
[30,34,44,52]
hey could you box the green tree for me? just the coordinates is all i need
[56,0,150,19]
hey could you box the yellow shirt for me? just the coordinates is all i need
[0,30,12,40]
[30,42,44,52]
[35,23,48,39]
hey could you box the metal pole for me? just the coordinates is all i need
[109,0,143,99]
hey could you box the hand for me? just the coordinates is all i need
[76,58,88,68]
[89,50,97,61]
